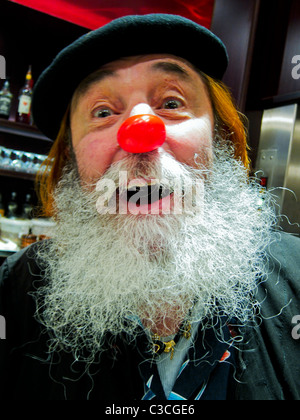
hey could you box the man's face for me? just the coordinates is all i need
[70,55,214,183]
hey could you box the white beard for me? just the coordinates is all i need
[34,142,276,362]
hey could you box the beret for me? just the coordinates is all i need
[32,14,228,140]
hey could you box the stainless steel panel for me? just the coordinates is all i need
[255,104,300,236]
[281,105,300,234]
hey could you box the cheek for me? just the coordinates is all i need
[73,135,114,182]
[165,117,214,166]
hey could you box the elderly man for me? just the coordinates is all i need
[0,14,299,401]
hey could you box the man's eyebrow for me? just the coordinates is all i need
[72,69,116,108]
[76,69,116,95]
[151,61,191,80]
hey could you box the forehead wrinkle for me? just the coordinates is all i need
[151,61,192,81]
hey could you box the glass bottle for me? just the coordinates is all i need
[0,193,4,217]
[21,193,33,219]
[21,228,37,248]
[16,66,33,124]
[0,80,13,119]
[7,191,18,219]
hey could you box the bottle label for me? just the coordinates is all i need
[18,95,31,115]
[0,96,11,116]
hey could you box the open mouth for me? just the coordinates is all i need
[96,175,202,216]
[118,182,173,207]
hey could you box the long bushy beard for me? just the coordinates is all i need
[34,142,277,362]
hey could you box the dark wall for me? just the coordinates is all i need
[211,0,261,112]
[278,0,300,98]
[211,0,300,167]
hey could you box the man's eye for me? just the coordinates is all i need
[93,108,113,118]
[162,99,183,110]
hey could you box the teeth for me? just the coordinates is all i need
[126,180,159,189]
[117,182,174,205]
[96,175,176,211]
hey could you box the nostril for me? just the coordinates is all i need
[117,114,166,154]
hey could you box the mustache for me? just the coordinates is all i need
[90,152,207,216]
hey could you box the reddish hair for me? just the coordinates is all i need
[36,78,249,217]
[201,73,250,169]
[36,106,70,217]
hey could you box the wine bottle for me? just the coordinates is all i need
[16,66,33,124]
[7,191,18,219]
[0,80,13,119]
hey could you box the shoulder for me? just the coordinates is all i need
[0,241,45,301]
[267,231,300,281]
[258,231,300,317]
[240,231,300,399]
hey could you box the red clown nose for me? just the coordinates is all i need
[117,114,166,154]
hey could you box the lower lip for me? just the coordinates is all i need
[119,193,174,215]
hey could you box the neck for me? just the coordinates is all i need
[142,307,187,338]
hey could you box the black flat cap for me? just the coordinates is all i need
[32,14,228,140]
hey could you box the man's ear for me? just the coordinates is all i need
[65,144,71,159]
[65,126,74,160]
[65,130,79,168]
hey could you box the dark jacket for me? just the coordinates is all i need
[0,232,299,400]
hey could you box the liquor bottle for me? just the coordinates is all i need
[7,191,18,219]
[0,80,13,119]
[21,193,33,219]
[0,193,4,217]
[16,66,33,124]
